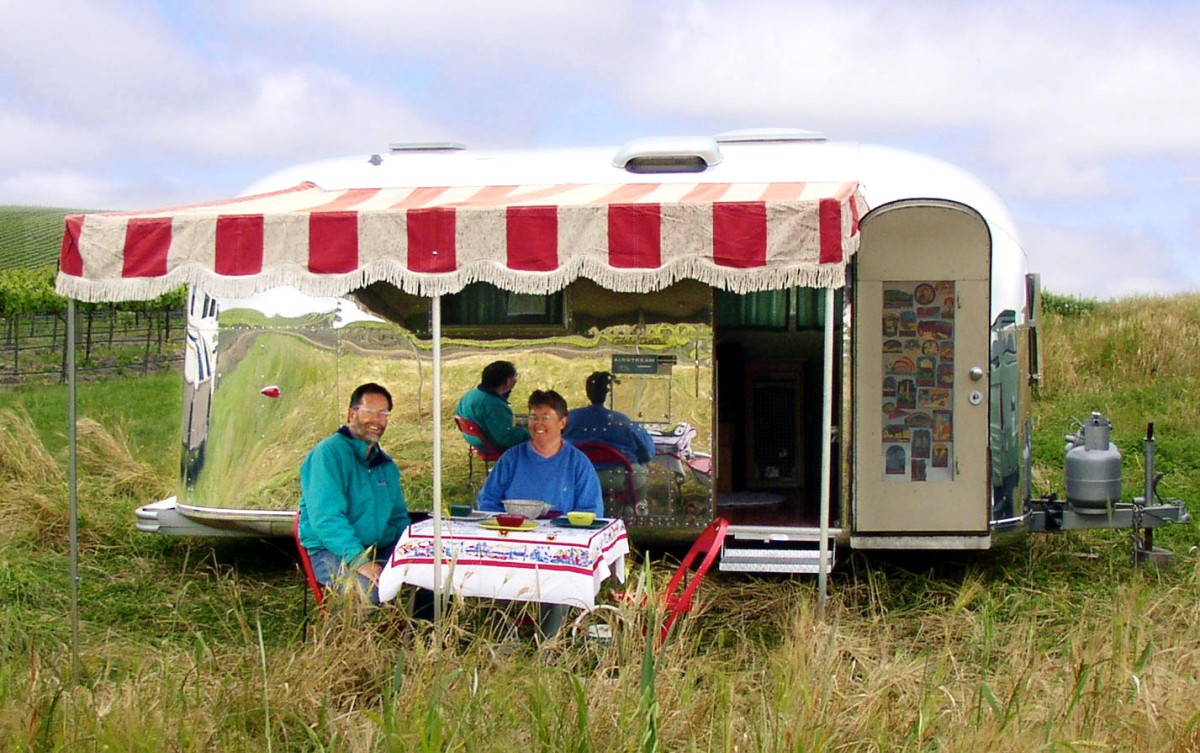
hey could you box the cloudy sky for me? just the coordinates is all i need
[2,0,1197,298]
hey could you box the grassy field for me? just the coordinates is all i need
[0,206,86,271]
[2,295,1200,750]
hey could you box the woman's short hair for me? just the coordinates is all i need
[527,389,568,419]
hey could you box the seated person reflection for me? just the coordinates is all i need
[476,389,604,517]
[564,371,655,504]
[455,360,530,452]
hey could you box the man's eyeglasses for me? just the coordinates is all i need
[355,407,391,419]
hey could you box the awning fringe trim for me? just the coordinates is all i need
[55,244,857,304]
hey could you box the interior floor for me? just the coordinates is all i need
[714,490,834,528]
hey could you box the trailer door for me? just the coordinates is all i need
[852,200,991,537]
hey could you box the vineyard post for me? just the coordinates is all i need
[84,306,94,361]
[142,305,153,375]
[60,308,78,383]
[60,313,67,382]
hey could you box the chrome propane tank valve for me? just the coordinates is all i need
[1064,412,1123,513]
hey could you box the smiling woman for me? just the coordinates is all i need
[526,389,568,458]
[475,389,605,518]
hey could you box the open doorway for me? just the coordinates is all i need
[714,287,841,529]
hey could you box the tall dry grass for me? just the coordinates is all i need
[4,295,1200,750]
[0,407,167,548]
[9,551,1200,751]
[0,407,64,544]
[1041,293,1200,398]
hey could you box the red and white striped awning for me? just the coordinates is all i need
[56,180,865,302]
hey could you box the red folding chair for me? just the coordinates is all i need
[454,415,503,492]
[589,517,729,648]
[293,512,325,616]
[658,517,729,645]
[573,440,638,509]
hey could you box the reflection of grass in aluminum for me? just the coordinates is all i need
[187,321,716,514]
[194,331,339,510]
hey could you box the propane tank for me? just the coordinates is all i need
[1064,412,1123,512]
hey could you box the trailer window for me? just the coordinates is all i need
[716,288,829,330]
[716,289,788,329]
[794,288,827,329]
[442,282,564,327]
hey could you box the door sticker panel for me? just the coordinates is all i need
[881,280,955,482]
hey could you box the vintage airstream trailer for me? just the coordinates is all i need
[58,129,1186,574]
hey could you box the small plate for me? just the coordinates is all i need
[549,517,610,530]
[448,511,489,521]
[479,519,539,532]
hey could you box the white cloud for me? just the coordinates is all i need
[228,0,1200,203]
[0,0,204,117]
[623,2,1200,178]
[235,0,637,69]
[0,113,106,169]
[1023,222,1193,299]
[646,4,1198,128]
[138,66,442,160]
[0,169,119,208]
[0,0,441,188]
[998,157,1115,202]
[1,0,1198,296]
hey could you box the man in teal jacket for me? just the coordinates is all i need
[455,360,530,451]
[298,382,410,605]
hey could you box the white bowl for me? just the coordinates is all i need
[503,499,550,519]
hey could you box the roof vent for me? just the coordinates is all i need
[714,128,826,144]
[613,136,721,173]
[388,142,467,153]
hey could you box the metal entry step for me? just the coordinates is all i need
[718,525,840,574]
[720,544,836,574]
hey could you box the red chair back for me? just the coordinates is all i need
[573,441,638,506]
[293,512,325,610]
[659,517,729,644]
[453,415,503,461]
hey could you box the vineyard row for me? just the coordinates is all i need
[1,309,186,386]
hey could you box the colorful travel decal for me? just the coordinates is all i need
[882,280,955,482]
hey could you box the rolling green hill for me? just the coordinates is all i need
[0,205,92,271]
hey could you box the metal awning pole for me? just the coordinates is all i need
[431,295,443,622]
[67,299,81,681]
[817,289,835,621]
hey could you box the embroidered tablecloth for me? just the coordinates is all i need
[378,517,629,608]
